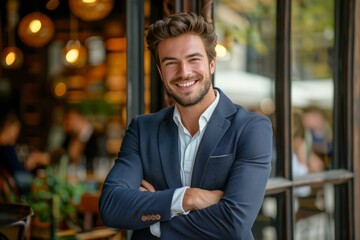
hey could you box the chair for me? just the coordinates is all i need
[77,192,103,231]
[76,192,124,240]
[0,168,20,203]
[0,203,34,240]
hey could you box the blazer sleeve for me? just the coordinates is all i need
[160,116,273,240]
[99,117,176,229]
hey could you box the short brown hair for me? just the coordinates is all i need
[146,12,217,66]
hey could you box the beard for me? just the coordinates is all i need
[165,73,212,107]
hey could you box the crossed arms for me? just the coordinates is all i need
[99,113,273,239]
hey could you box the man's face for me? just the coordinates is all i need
[157,33,216,107]
[5,122,20,145]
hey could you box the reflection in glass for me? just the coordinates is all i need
[294,184,335,239]
[291,0,335,174]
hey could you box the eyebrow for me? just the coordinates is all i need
[160,52,204,64]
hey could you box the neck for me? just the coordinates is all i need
[176,88,216,136]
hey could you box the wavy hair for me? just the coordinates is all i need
[146,12,217,66]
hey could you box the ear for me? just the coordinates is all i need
[209,58,216,74]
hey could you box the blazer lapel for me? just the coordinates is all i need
[191,89,234,187]
[158,111,182,188]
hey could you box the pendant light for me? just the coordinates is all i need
[1,0,23,69]
[18,11,55,48]
[63,14,87,68]
[69,0,114,21]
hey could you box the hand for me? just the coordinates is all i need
[183,188,224,211]
[25,151,50,171]
[139,179,156,192]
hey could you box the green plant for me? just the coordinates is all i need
[22,155,86,230]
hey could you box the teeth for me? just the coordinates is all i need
[178,81,195,88]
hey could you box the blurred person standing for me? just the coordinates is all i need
[62,106,104,174]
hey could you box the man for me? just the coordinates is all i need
[99,12,273,239]
[62,107,102,173]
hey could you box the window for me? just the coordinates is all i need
[213,0,355,239]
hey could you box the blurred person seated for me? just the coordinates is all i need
[302,106,333,168]
[0,111,33,198]
[292,108,325,213]
[293,108,324,176]
[291,108,325,218]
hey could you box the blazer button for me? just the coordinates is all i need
[147,215,152,221]
[155,214,161,220]
[141,215,147,221]
[151,215,156,220]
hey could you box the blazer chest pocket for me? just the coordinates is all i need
[202,154,234,190]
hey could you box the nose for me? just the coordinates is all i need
[178,61,191,78]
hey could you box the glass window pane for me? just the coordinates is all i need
[252,195,280,240]
[291,0,335,176]
[214,0,276,111]
[294,184,335,239]
[214,0,277,174]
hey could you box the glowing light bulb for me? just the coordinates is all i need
[63,40,87,67]
[1,47,23,69]
[66,48,80,63]
[82,0,96,3]
[5,52,16,66]
[29,19,42,33]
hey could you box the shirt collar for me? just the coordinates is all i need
[173,89,220,132]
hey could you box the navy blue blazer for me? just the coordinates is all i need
[99,88,273,240]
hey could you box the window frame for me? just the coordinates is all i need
[353,0,360,238]
[267,0,357,239]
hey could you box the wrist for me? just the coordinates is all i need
[183,188,196,211]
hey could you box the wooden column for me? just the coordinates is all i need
[353,0,360,238]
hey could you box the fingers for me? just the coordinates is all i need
[139,186,148,192]
[183,188,224,211]
[139,180,156,192]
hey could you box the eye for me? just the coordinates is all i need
[164,61,176,66]
[190,57,200,62]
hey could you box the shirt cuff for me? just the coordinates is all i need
[150,223,161,237]
[171,186,190,217]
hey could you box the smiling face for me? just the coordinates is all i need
[157,33,216,108]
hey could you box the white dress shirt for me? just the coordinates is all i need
[150,90,220,237]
